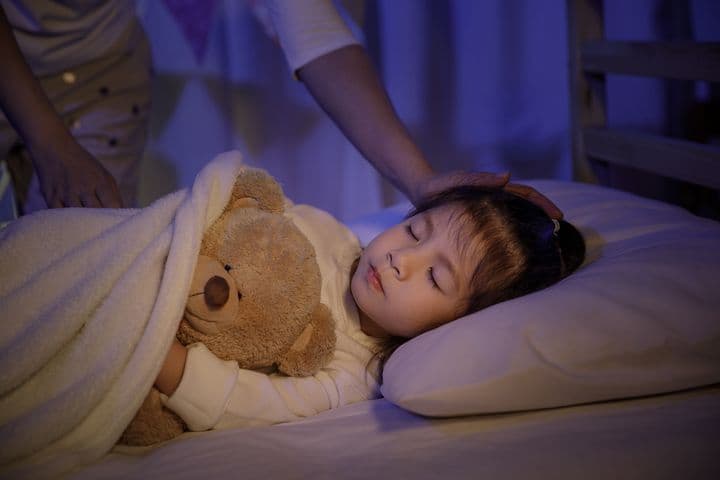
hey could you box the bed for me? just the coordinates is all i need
[68,178,720,480]
[4,0,720,478]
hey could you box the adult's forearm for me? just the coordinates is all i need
[297,45,434,203]
[0,7,70,154]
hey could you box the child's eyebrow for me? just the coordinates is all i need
[425,213,460,291]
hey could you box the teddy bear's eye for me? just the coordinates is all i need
[224,264,232,272]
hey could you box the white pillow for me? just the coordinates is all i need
[347,180,720,416]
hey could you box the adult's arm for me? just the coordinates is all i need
[260,0,562,218]
[298,45,563,218]
[0,6,122,208]
[297,44,440,204]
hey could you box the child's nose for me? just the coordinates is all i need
[388,248,424,280]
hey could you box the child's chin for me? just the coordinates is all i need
[349,274,362,303]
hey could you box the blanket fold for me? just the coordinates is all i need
[0,151,245,479]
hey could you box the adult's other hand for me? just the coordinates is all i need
[31,136,123,208]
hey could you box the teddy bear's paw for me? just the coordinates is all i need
[118,388,186,446]
[277,303,336,377]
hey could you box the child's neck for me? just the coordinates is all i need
[357,307,389,339]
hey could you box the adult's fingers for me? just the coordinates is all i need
[420,171,511,201]
[48,194,64,209]
[96,183,124,208]
[41,183,64,209]
[450,171,510,189]
[505,183,564,220]
[470,171,511,188]
[63,193,83,208]
[79,191,102,208]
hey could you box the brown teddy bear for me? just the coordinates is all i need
[119,167,336,446]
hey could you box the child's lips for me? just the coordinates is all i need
[367,264,384,294]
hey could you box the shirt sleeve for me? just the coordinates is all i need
[163,341,377,431]
[263,0,361,73]
[161,343,238,431]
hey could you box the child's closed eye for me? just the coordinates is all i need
[428,267,441,290]
[405,224,418,241]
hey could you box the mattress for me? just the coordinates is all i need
[72,385,720,479]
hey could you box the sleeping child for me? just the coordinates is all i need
[154,184,585,431]
[0,152,585,476]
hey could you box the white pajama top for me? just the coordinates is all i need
[164,204,382,431]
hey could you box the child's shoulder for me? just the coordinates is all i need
[285,204,360,261]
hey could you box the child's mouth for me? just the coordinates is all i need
[367,265,384,294]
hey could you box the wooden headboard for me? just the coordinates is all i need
[566,0,720,219]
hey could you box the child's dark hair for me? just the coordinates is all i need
[374,185,585,379]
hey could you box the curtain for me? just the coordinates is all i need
[4,1,712,224]
[135,0,571,222]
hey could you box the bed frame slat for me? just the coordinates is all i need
[567,0,720,219]
[584,128,720,190]
[567,0,605,183]
[582,41,720,82]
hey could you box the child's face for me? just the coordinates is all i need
[351,204,476,339]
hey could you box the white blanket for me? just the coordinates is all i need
[0,151,244,479]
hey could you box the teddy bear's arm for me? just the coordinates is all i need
[277,303,336,377]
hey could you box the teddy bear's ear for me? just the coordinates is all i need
[277,303,336,377]
[227,167,285,215]
[203,168,284,256]
[230,197,259,210]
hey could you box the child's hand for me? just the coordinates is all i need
[154,339,188,396]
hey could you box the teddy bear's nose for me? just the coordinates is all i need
[204,275,230,308]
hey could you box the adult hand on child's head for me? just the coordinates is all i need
[31,136,123,209]
[415,170,563,220]
[504,181,564,220]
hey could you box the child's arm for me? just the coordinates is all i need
[157,342,375,431]
[154,339,188,396]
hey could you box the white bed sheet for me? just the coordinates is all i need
[72,385,720,480]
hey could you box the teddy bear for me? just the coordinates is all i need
[119,167,336,446]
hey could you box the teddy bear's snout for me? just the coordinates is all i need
[204,275,231,308]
